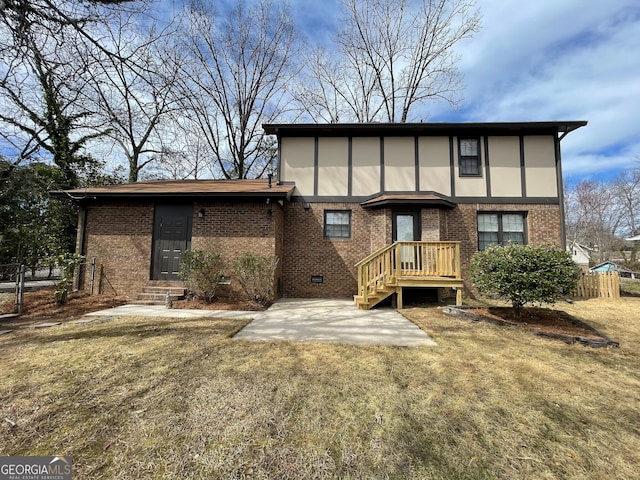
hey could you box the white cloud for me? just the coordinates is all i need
[439,0,640,180]
[152,0,640,184]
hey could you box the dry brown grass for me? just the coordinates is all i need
[1,299,639,479]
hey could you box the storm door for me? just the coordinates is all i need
[152,205,193,281]
[393,211,421,271]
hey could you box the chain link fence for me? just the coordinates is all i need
[0,259,96,314]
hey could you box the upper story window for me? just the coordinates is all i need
[477,213,526,250]
[324,210,351,239]
[459,138,480,176]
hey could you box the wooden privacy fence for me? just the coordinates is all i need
[575,272,620,299]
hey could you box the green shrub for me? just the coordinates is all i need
[233,253,278,306]
[51,252,85,304]
[470,243,580,313]
[178,250,224,302]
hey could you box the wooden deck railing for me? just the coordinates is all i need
[355,241,461,305]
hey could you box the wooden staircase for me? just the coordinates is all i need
[354,241,464,310]
[135,281,186,305]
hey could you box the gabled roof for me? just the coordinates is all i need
[51,179,295,202]
[590,261,635,274]
[263,121,588,137]
[567,241,592,256]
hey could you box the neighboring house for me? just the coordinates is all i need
[568,241,592,272]
[54,121,586,308]
[590,261,637,279]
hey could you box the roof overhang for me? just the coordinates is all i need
[51,179,295,203]
[361,193,456,209]
[263,121,588,138]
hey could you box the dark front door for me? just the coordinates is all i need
[393,211,421,270]
[152,205,193,281]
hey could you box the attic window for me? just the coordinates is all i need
[459,138,480,176]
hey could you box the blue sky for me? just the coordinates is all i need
[4,0,637,186]
[289,0,640,186]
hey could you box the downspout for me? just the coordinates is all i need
[75,205,88,291]
[78,205,88,257]
[555,135,567,250]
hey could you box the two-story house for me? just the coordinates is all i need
[55,121,586,308]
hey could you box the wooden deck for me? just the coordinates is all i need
[354,241,463,309]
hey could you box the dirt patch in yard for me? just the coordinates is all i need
[443,305,619,347]
[0,288,264,329]
[0,287,128,328]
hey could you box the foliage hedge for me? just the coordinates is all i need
[178,250,279,306]
[233,252,278,306]
[52,252,85,304]
[470,243,580,311]
[178,250,224,302]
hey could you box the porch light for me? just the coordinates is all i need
[198,208,205,218]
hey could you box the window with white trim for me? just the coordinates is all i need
[477,213,526,250]
[324,210,351,238]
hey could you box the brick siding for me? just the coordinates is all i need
[442,203,562,297]
[281,201,561,298]
[81,201,284,301]
[82,202,154,297]
[191,201,283,299]
[281,202,368,297]
[80,199,561,302]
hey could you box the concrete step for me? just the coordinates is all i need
[145,280,185,287]
[135,283,187,305]
[137,292,184,301]
[141,286,186,295]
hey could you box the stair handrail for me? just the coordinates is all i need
[356,241,462,301]
[354,242,396,268]
[355,242,399,304]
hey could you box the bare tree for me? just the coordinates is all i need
[296,46,379,123]
[82,14,185,182]
[0,0,138,59]
[0,6,109,187]
[613,164,640,238]
[296,0,480,123]
[0,0,138,185]
[565,180,625,264]
[150,117,217,180]
[177,0,298,179]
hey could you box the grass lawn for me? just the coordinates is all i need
[1,299,639,479]
[621,278,640,296]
